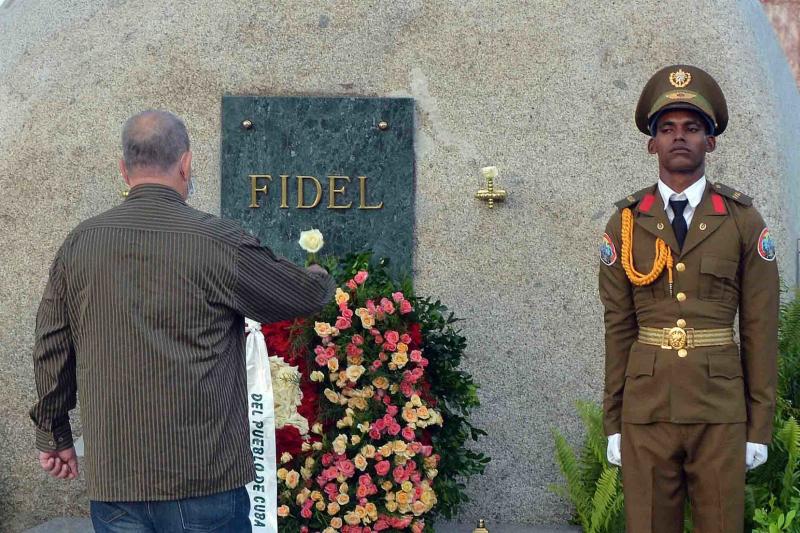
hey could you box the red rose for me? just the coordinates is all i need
[275,425,303,456]
[407,323,423,348]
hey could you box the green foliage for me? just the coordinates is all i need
[748,291,800,531]
[413,296,490,519]
[778,289,800,421]
[550,401,625,533]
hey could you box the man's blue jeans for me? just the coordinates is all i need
[90,486,251,532]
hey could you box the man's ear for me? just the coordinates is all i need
[119,159,131,187]
[706,135,716,153]
[647,137,657,155]
[179,151,193,182]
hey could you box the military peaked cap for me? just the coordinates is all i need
[635,64,728,136]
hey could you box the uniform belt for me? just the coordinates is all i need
[638,326,734,350]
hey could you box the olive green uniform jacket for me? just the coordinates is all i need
[599,182,778,444]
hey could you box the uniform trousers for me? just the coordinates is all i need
[621,422,746,533]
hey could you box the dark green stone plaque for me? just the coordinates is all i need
[221,96,415,275]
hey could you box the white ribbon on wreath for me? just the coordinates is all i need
[245,319,278,533]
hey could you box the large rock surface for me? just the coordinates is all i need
[1,0,798,530]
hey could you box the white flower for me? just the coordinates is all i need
[269,355,309,435]
[298,228,324,253]
[480,166,498,179]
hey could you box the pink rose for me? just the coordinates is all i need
[421,445,433,457]
[352,334,364,345]
[381,298,395,314]
[335,317,351,330]
[388,423,401,436]
[392,466,406,483]
[384,331,400,344]
[322,453,334,466]
[374,418,386,431]
[341,307,354,319]
[392,292,405,303]
[315,353,330,367]
[325,482,339,499]
[400,382,414,397]
[408,442,422,454]
[366,300,377,313]
[400,300,413,314]
[354,271,368,284]
[410,350,423,363]
[346,343,362,357]
[371,360,383,371]
[374,519,389,531]
[402,426,415,441]
[400,333,412,344]
[383,342,397,352]
[386,405,399,417]
[347,280,358,290]
[369,427,382,440]
[375,460,391,476]
[339,459,355,478]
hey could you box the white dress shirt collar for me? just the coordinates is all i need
[658,176,707,225]
[658,176,707,209]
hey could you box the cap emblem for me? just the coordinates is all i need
[665,90,696,100]
[669,69,692,88]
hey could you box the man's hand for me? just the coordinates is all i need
[306,264,328,275]
[607,433,622,466]
[39,447,79,479]
[746,442,768,470]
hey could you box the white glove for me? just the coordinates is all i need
[746,442,768,470]
[607,433,622,466]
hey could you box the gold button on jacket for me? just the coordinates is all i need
[599,182,778,444]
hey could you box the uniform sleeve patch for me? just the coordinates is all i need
[758,228,776,261]
[601,233,618,266]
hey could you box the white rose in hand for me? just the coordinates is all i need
[298,229,324,253]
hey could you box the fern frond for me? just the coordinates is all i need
[589,466,621,532]
[779,417,800,508]
[577,401,607,467]
[552,429,592,529]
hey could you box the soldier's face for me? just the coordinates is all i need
[647,109,716,173]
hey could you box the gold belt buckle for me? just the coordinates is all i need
[661,327,695,350]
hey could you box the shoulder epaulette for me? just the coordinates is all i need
[614,185,654,210]
[712,182,753,206]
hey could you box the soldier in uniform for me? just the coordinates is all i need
[598,65,779,532]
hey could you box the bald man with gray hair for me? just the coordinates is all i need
[30,110,335,532]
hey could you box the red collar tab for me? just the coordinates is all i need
[711,193,727,214]
[638,193,656,213]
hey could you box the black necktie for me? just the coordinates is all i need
[670,199,689,249]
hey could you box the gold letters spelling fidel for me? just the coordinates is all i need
[249,175,384,210]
